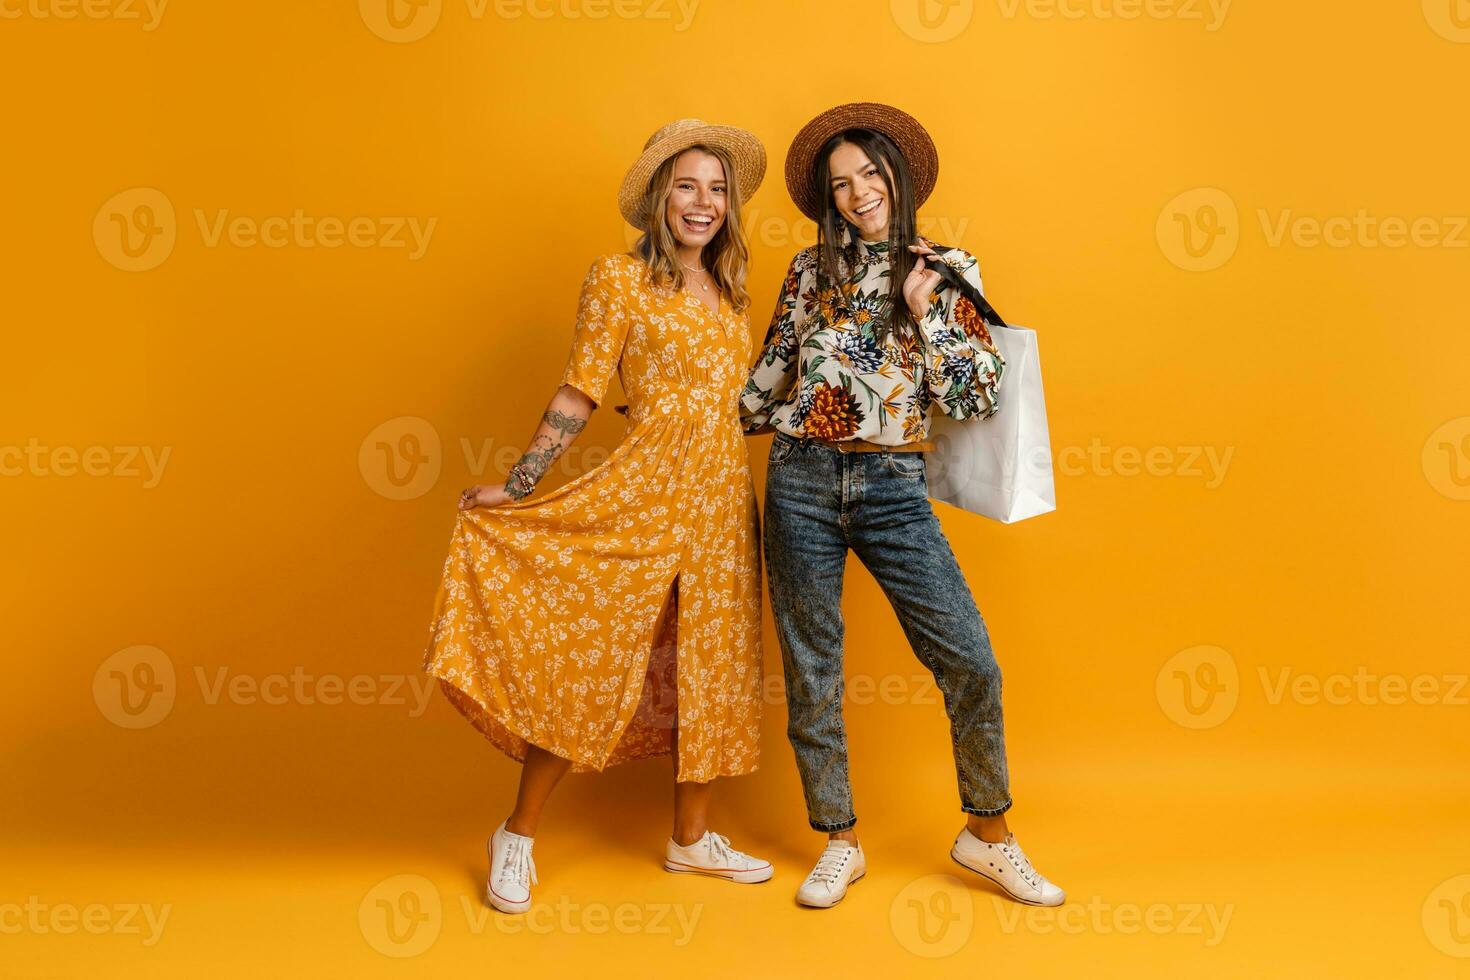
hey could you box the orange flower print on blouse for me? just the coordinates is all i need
[953,293,995,350]
[803,381,863,440]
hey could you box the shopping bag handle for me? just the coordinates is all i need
[922,244,1010,329]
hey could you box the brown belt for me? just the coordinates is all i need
[803,436,934,454]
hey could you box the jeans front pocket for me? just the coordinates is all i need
[769,433,798,467]
[883,451,926,479]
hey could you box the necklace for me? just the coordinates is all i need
[680,260,711,291]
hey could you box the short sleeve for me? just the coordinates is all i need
[559,256,630,407]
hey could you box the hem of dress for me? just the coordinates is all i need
[426,666,647,774]
[425,664,760,782]
[425,666,605,772]
[673,758,761,783]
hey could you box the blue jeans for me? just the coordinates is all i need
[762,431,1012,832]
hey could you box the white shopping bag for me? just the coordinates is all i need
[927,322,1056,524]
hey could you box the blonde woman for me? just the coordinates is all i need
[425,120,773,914]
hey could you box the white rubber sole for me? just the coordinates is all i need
[950,848,1063,907]
[484,880,531,914]
[663,858,774,884]
[796,870,865,908]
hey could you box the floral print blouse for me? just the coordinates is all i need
[740,237,1005,445]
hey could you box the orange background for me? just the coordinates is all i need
[3,0,1468,976]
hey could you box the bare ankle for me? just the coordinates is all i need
[504,815,536,838]
[672,825,706,847]
[967,814,1009,844]
[829,830,859,847]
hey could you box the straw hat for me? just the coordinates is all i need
[784,102,939,222]
[617,119,767,231]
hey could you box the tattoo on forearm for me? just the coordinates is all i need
[505,410,586,500]
[520,447,554,480]
[505,471,533,500]
[543,408,587,437]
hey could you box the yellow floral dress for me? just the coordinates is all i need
[423,253,763,781]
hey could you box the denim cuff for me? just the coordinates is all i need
[809,815,858,832]
[961,799,1013,818]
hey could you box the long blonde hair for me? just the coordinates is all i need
[631,144,752,313]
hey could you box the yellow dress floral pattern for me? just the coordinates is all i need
[423,253,763,781]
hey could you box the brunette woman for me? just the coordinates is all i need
[742,103,1064,909]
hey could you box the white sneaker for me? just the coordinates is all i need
[796,840,866,908]
[663,830,774,883]
[951,828,1065,906]
[486,820,538,914]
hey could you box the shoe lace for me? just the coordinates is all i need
[807,846,851,887]
[498,836,538,888]
[705,831,748,866]
[1001,838,1041,888]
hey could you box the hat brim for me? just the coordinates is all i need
[618,124,767,231]
[784,102,938,223]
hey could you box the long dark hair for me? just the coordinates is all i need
[812,128,920,346]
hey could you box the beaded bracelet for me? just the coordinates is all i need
[506,462,537,498]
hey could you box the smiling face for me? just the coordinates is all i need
[663,148,728,251]
[827,141,890,241]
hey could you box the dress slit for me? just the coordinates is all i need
[621,572,681,762]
